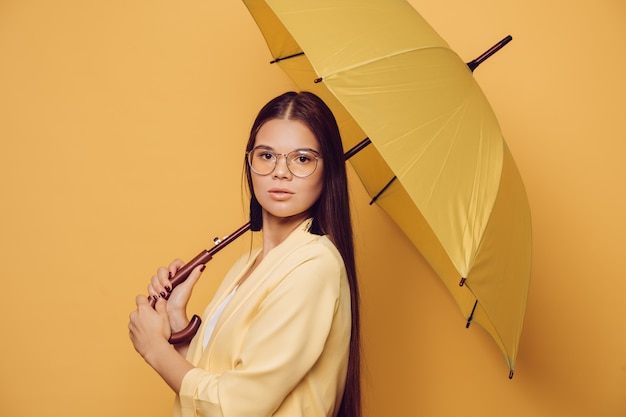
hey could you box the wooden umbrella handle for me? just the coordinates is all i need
[166,250,213,344]
[169,315,202,345]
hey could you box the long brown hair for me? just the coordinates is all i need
[244,91,361,417]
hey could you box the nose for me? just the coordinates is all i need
[272,154,292,179]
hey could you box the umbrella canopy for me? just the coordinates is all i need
[243,0,531,377]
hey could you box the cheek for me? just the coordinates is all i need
[250,174,263,196]
[309,175,324,202]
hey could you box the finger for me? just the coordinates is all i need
[189,264,206,285]
[128,314,139,336]
[136,294,150,307]
[153,296,167,314]
[149,268,170,299]
[146,278,160,302]
[177,263,206,292]
[168,258,185,277]
[158,266,176,295]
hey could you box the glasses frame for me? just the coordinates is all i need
[247,147,322,178]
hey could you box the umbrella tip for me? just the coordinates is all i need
[509,370,514,379]
[466,35,513,72]
[459,277,466,286]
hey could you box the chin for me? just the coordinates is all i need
[264,209,311,223]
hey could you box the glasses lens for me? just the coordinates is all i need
[287,150,318,177]
[248,149,276,176]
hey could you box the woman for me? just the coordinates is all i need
[129,91,361,417]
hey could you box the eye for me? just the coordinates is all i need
[254,150,275,161]
[290,151,315,165]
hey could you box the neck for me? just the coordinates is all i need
[259,211,309,256]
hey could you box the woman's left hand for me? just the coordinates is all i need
[128,295,171,360]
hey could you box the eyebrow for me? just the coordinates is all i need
[252,145,321,155]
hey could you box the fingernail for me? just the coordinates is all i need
[165,285,172,293]
[200,265,206,272]
[160,292,167,298]
[152,295,158,302]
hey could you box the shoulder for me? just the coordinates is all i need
[272,233,346,296]
[287,232,344,271]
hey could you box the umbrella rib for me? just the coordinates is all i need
[397,105,466,201]
[369,176,397,205]
[390,96,491,275]
[465,299,478,328]
[316,45,452,81]
[270,51,304,64]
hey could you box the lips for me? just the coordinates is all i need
[268,188,294,201]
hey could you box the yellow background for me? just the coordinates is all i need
[1,1,624,416]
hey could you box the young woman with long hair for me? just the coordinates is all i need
[129,91,361,417]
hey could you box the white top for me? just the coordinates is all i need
[202,285,238,351]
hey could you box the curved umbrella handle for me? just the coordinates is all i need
[169,315,202,344]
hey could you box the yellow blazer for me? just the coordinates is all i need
[173,220,351,417]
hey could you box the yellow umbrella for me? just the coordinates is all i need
[243,0,532,377]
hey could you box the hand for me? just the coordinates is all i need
[128,295,171,359]
[147,259,206,332]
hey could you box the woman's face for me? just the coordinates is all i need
[250,118,324,224]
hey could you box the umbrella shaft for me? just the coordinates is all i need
[345,137,371,160]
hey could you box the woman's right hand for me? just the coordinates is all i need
[148,259,206,333]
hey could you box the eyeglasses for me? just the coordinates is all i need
[247,147,321,178]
